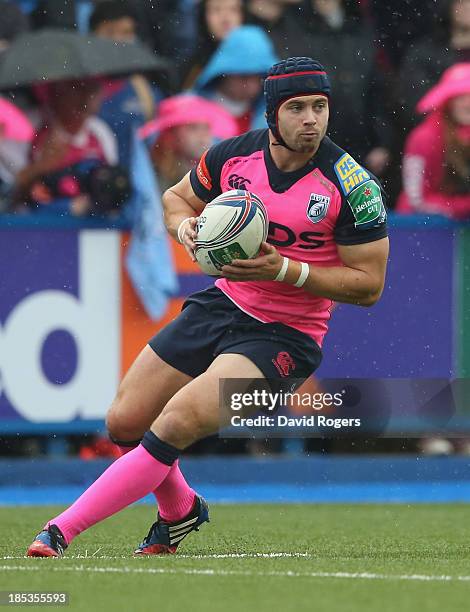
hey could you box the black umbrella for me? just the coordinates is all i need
[0,29,170,89]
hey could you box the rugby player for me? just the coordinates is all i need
[27,57,389,557]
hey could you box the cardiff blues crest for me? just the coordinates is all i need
[307,193,330,223]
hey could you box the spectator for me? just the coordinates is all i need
[181,0,246,89]
[0,97,34,212]
[399,0,470,128]
[140,94,238,191]
[397,63,470,220]
[148,97,212,192]
[368,0,439,70]
[89,2,178,324]
[14,78,127,217]
[0,3,33,128]
[0,1,29,55]
[89,1,138,42]
[266,0,392,175]
[30,0,194,63]
[247,0,299,33]
[193,25,278,134]
[89,1,161,169]
[132,0,198,72]
[28,0,121,38]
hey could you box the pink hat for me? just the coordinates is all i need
[139,94,238,140]
[0,97,34,142]
[417,63,470,114]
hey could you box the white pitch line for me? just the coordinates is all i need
[2,564,470,583]
[180,552,311,559]
[1,552,311,561]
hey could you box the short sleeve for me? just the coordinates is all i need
[334,178,388,245]
[189,138,235,203]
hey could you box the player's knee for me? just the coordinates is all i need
[105,410,133,443]
[154,400,210,448]
[155,409,193,443]
[105,392,142,443]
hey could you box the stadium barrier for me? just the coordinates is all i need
[2,456,470,504]
[0,213,469,436]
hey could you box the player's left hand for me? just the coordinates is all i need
[221,242,283,281]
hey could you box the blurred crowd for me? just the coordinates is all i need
[0,0,468,223]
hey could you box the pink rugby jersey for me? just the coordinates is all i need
[189,129,387,347]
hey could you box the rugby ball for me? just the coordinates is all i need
[194,189,269,276]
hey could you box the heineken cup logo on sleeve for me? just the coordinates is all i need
[347,180,386,227]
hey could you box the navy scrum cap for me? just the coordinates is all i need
[264,57,331,148]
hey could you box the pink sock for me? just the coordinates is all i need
[117,445,195,522]
[47,443,174,544]
[117,444,137,456]
[153,459,196,522]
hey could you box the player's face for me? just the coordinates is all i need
[277,95,329,153]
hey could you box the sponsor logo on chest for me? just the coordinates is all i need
[306,193,331,224]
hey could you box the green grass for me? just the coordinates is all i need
[1,504,470,611]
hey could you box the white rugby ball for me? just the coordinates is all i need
[195,189,269,276]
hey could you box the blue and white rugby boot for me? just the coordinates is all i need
[134,495,209,555]
[27,524,67,558]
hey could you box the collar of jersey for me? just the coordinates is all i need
[263,132,326,193]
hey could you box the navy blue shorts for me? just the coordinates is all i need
[148,287,322,389]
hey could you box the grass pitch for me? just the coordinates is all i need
[1,504,470,612]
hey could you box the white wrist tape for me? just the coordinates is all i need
[274,257,289,282]
[294,262,310,288]
[177,217,191,244]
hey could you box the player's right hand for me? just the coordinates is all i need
[179,217,198,262]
